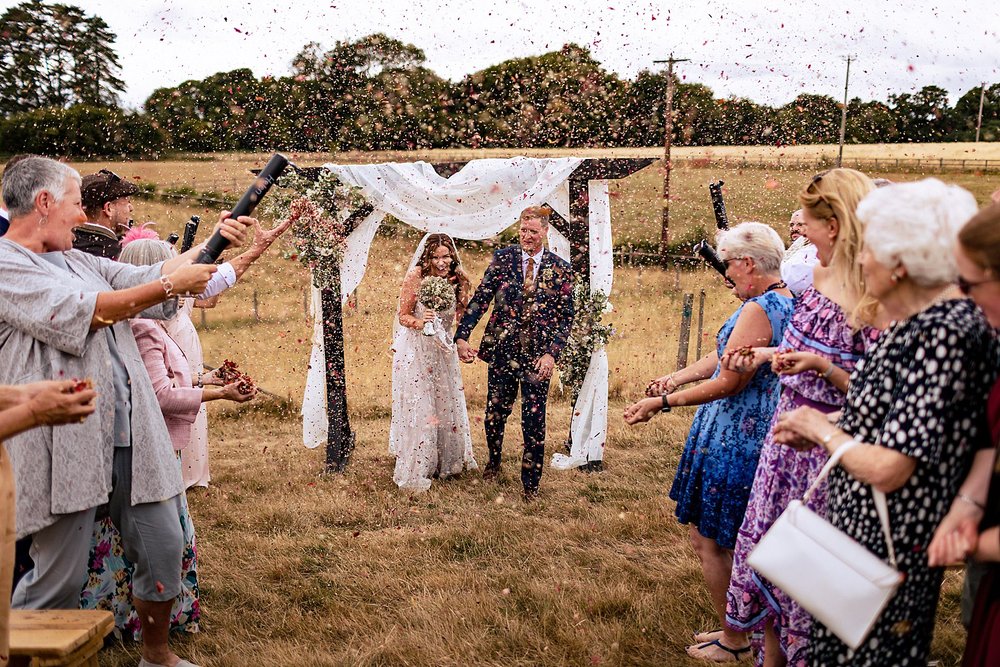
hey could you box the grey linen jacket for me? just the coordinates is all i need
[0,239,182,538]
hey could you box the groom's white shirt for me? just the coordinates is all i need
[520,247,543,282]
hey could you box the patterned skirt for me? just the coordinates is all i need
[725,389,834,667]
[79,493,200,640]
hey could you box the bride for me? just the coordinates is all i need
[390,233,478,491]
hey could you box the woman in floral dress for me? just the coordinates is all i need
[724,168,879,666]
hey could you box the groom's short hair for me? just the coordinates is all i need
[519,206,551,225]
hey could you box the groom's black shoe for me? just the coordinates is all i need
[482,463,501,481]
[522,487,540,502]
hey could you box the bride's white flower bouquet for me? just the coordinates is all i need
[418,276,456,336]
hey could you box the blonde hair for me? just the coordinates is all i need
[958,204,1000,276]
[798,168,875,326]
[519,206,551,224]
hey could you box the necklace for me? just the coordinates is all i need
[762,280,787,294]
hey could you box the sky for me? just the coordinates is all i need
[6,0,1000,110]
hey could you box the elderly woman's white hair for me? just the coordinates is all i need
[857,178,978,287]
[716,222,786,274]
[118,238,174,267]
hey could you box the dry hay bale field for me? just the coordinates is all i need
[92,154,980,666]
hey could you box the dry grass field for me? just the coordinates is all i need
[85,152,989,666]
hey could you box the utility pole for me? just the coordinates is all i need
[837,55,854,168]
[653,53,689,269]
[976,82,987,143]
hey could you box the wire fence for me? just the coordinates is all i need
[673,155,1000,173]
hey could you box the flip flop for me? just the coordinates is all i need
[692,628,724,643]
[685,639,751,663]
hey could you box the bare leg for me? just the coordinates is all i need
[686,525,749,661]
[762,622,787,667]
[135,598,179,667]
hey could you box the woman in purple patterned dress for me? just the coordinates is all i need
[720,169,881,667]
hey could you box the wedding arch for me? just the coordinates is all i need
[293,156,654,472]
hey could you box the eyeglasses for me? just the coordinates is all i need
[98,168,122,182]
[721,256,747,269]
[957,275,999,295]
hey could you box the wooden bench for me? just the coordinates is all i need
[8,609,114,667]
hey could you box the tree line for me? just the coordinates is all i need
[1,1,997,157]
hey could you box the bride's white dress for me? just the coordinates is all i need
[390,300,477,491]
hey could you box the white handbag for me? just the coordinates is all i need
[746,439,904,650]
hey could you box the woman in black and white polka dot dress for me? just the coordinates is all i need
[773,179,998,666]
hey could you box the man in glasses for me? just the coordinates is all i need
[75,169,140,259]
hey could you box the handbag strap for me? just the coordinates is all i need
[871,487,899,569]
[801,437,861,503]
[801,437,899,569]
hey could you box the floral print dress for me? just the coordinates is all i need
[669,290,794,549]
[725,286,878,666]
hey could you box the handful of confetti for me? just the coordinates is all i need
[218,359,256,395]
[772,351,795,373]
[68,378,93,393]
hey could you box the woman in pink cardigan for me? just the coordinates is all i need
[79,238,255,646]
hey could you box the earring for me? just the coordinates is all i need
[38,215,47,227]
[890,272,901,283]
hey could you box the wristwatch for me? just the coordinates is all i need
[660,394,672,413]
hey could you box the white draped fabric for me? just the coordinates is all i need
[551,180,612,469]
[301,158,610,469]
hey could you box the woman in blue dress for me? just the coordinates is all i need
[625,222,795,663]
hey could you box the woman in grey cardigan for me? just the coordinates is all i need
[0,157,251,667]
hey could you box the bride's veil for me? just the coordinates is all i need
[392,232,464,340]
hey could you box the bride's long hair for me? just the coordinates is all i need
[418,234,472,307]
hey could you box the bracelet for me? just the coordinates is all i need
[957,492,986,512]
[822,362,835,380]
[660,394,672,413]
[820,429,842,447]
[159,274,175,298]
[196,371,203,389]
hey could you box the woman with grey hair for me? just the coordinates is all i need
[0,156,252,667]
[625,222,794,661]
[774,179,996,666]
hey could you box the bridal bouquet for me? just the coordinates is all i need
[417,276,456,336]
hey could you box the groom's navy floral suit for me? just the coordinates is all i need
[455,245,574,493]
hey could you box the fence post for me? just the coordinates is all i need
[676,292,694,371]
[252,289,260,322]
[696,289,706,359]
[200,308,207,329]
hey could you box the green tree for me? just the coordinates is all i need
[458,43,624,148]
[774,94,841,144]
[889,85,954,142]
[0,104,165,156]
[950,83,1000,141]
[0,1,125,115]
[846,98,897,144]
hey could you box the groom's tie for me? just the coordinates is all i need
[520,257,536,361]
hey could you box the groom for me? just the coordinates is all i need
[455,206,574,499]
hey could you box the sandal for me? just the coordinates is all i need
[692,628,724,643]
[685,639,751,663]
